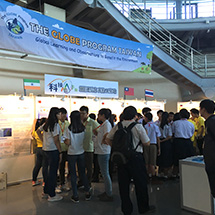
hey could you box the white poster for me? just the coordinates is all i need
[0,96,34,158]
[177,101,200,112]
[44,74,118,98]
[35,97,71,119]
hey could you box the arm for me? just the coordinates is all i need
[157,137,161,156]
[64,138,70,146]
[54,135,62,153]
[36,129,43,142]
[105,137,112,147]
[102,133,109,145]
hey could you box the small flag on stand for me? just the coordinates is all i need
[145,89,154,98]
[124,87,134,96]
[23,79,40,90]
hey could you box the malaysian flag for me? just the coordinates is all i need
[124,87,134,96]
[145,89,154,98]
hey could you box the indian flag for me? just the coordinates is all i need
[24,79,40,90]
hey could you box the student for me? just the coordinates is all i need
[78,106,100,187]
[199,99,215,198]
[168,112,174,126]
[106,106,155,215]
[144,112,161,178]
[157,112,173,178]
[141,107,151,126]
[94,108,113,201]
[56,108,70,193]
[190,108,205,155]
[37,107,63,202]
[172,109,195,176]
[155,110,163,126]
[64,111,92,203]
[32,118,47,186]
[89,113,100,183]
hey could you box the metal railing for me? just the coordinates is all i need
[111,0,215,77]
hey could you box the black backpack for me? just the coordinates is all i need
[111,122,140,165]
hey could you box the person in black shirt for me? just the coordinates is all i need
[200,99,215,198]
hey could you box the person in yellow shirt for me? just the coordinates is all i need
[187,118,198,148]
[190,108,205,155]
[56,108,70,193]
[32,118,47,186]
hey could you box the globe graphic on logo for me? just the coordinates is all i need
[63,80,73,94]
[6,18,24,35]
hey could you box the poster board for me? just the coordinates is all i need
[0,96,34,158]
[177,101,200,112]
[125,100,165,121]
[71,98,100,115]
[35,96,71,119]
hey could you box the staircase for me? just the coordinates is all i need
[9,0,215,100]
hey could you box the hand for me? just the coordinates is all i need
[157,149,161,156]
[93,129,98,136]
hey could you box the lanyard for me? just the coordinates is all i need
[95,123,103,130]
[59,122,66,134]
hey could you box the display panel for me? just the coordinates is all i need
[35,96,71,119]
[0,96,34,158]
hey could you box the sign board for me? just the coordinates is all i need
[0,0,153,72]
[44,74,119,98]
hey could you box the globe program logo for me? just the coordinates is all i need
[6,18,24,35]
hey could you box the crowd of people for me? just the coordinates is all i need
[30,99,215,215]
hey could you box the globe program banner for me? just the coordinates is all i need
[0,0,153,72]
[44,74,119,98]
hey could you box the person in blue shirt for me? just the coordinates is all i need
[144,112,161,178]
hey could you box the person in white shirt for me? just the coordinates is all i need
[144,112,161,178]
[172,109,195,176]
[93,108,113,202]
[155,110,163,127]
[37,107,63,202]
[157,112,173,178]
[64,111,92,203]
[106,106,155,215]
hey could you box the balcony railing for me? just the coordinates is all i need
[111,0,215,77]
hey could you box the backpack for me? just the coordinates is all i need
[111,122,140,166]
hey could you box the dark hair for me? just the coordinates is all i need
[142,107,151,115]
[200,99,215,114]
[137,113,143,118]
[123,106,137,120]
[119,113,124,122]
[98,108,114,127]
[157,110,164,115]
[179,109,190,119]
[112,114,117,122]
[80,106,89,114]
[145,112,153,121]
[59,107,67,114]
[43,107,60,132]
[35,119,40,131]
[89,113,96,120]
[169,112,174,115]
[173,113,181,121]
[160,112,169,129]
[68,111,85,133]
[190,108,199,115]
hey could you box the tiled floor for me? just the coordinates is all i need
[0,177,197,215]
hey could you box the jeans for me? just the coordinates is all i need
[98,154,112,196]
[68,153,90,197]
[32,147,48,182]
[43,150,59,197]
[78,152,93,186]
[117,153,149,215]
[59,151,68,185]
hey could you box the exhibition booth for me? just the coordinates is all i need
[0,95,165,184]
